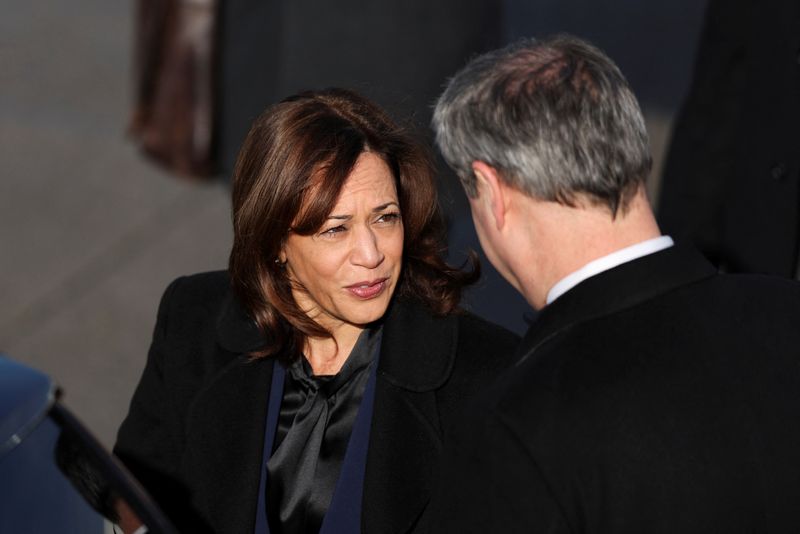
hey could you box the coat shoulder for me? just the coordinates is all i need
[163,270,231,309]
[453,311,520,371]
[148,270,241,373]
[457,310,520,347]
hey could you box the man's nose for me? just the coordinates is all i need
[350,226,384,268]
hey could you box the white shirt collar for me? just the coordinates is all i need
[546,235,674,305]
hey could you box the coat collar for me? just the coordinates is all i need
[216,289,266,354]
[375,297,459,391]
[216,294,458,393]
[517,244,717,364]
[362,299,458,533]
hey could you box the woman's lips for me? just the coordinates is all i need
[346,278,389,299]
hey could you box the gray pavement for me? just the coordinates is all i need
[1,1,675,448]
[2,2,231,446]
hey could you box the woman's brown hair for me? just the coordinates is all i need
[229,88,478,361]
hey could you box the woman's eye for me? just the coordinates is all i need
[376,212,401,224]
[320,225,347,236]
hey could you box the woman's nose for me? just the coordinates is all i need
[350,226,384,268]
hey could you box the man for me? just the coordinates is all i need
[428,35,800,533]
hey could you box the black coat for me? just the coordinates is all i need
[113,271,519,533]
[656,0,800,276]
[430,245,800,533]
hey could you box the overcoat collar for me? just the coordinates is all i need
[362,299,459,533]
[216,294,457,393]
[517,244,717,365]
[211,294,459,533]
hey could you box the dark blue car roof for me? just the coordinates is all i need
[0,355,56,459]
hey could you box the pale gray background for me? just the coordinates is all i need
[2,2,231,446]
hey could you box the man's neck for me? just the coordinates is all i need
[510,188,661,309]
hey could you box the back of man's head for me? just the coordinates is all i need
[433,34,652,216]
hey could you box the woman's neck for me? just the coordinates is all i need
[304,323,364,376]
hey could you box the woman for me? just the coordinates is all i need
[114,88,519,534]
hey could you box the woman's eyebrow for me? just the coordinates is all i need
[372,201,400,212]
[327,201,400,219]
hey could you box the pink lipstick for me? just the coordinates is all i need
[346,278,388,299]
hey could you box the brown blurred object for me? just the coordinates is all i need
[129,0,218,178]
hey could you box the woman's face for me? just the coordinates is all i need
[281,151,404,333]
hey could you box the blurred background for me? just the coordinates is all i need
[2,0,709,447]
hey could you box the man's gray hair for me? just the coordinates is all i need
[432,35,652,215]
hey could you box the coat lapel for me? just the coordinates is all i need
[182,354,273,533]
[363,299,459,534]
[180,291,275,533]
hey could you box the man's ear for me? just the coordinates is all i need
[472,161,508,231]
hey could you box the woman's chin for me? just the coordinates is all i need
[341,293,394,328]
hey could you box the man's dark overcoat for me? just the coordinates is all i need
[431,245,800,533]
